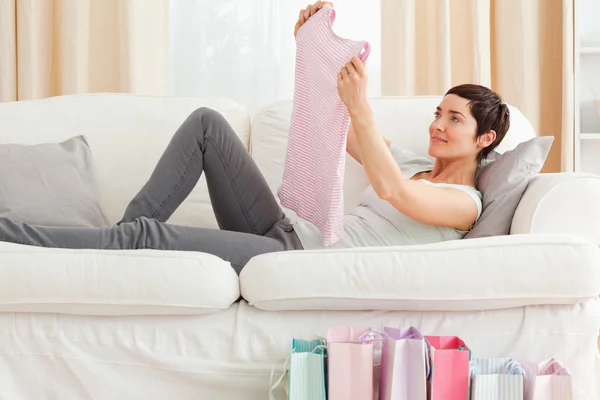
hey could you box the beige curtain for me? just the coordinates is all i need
[381,0,574,173]
[0,0,169,103]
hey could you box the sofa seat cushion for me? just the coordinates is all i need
[0,242,239,316]
[240,234,600,312]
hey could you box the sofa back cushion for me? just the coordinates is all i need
[0,94,251,228]
[250,96,536,222]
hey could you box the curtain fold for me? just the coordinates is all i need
[0,0,17,101]
[560,0,574,173]
[382,0,574,173]
[0,0,169,103]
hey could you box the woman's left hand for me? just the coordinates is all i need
[337,56,368,113]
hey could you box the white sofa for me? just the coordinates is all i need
[0,93,599,400]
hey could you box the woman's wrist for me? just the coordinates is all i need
[348,100,373,124]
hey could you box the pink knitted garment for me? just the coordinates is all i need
[278,6,370,246]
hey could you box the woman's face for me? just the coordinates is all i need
[428,94,487,161]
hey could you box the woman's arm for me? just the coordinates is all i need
[349,103,478,230]
[346,122,390,164]
[338,57,478,231]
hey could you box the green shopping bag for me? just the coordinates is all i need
[270,338,327,400]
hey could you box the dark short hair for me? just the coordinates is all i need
[445,84,510,161]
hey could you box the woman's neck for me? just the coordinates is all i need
[428,157,478,186]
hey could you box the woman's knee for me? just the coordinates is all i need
[181,107,233,145]
[116,217,161,249]
[188,107,226,126]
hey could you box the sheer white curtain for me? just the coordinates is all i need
[169,0,381,115]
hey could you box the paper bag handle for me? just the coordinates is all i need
[469,361,481,378]
[469,359,526,378]
[542,358,569,376]
[269,351,291,400]
[312,344,327,354]
[504,359,526,376]
[358,329,384,343]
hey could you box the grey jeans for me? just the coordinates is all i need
[0,108,303,274]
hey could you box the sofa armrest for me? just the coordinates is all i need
[511,173,600,245]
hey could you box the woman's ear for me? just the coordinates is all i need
[477,130,496,149]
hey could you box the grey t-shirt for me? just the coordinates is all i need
[293,143,483,250]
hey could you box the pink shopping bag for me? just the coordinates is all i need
[520,358,573,400]
[424,336,470,400]
[379,326,428,400]
[326,326,377,400]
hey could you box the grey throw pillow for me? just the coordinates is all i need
[0,135,109,227]
[465,136,554,239]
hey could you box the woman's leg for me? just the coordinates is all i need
[120,107,285,236]
[0,216,291,274]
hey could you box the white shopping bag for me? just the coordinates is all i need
[470,358,524,400]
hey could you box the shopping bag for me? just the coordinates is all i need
[326,326,377,400]
[520,358,573,400]
[378,326,428,400]
[269,338,327,400]
[424,335,470,400]
[469,357,524,400]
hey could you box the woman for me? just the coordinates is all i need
[0,2,509,274]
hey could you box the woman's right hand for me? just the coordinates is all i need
[294,1,334,38]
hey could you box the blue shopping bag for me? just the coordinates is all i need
[269,338,326,400]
